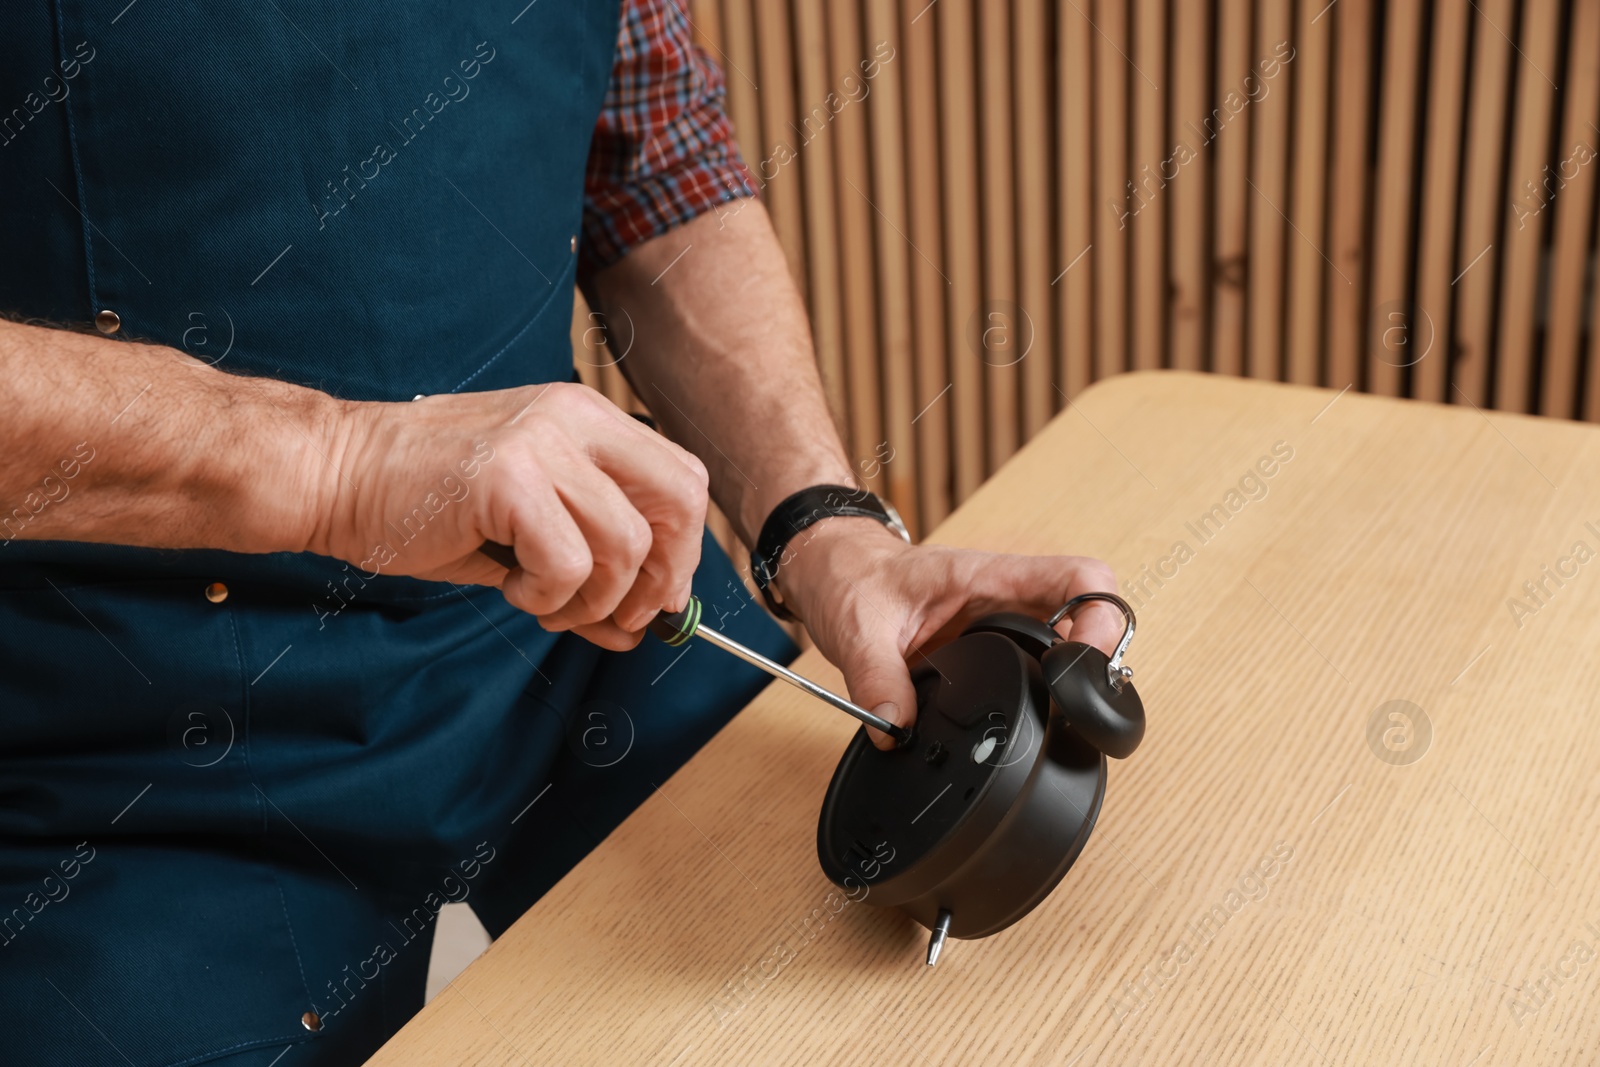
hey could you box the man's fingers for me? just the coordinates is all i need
[600,401,711,483]
[587,422,708,630]
[955,553,1124,654]
[571,617,647,652]
[486,389,707,633]
[540,465,653,629]
[1053,561,1124,653]
[608,448,706,629]
[834,632,920,752]
[496,485,595,617]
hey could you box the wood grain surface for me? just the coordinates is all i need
[370,372,1600,1065]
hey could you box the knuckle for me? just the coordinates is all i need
[619,517,653,566]
[620,518,652,566]
[507,575,561,618]
[682,452,710,488]
[680,473,709,519]
[547,550,593,590]
[1082,557,1118,589]
[568,382,611,416]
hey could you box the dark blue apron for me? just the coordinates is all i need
[0,5,793,1065]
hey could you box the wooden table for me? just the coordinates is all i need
[369,372,1600,1065]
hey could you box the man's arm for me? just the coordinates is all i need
[585,204,854,547]
[0,318,709,649]
[588,202,1124,747]
[0,318,337,553]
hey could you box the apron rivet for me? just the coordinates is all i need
[301,1011,322,1032]
[95,309,121,334]
[204,582,229,604]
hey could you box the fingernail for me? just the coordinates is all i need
[871,702,902,748]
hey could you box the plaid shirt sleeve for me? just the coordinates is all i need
[579,0,757,283]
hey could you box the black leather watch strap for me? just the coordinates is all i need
[750,485,908,621]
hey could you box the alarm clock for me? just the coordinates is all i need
[816,593,1144,965]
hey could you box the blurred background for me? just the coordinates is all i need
[570,0,1599,549]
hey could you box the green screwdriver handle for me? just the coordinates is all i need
[648,595,702,646]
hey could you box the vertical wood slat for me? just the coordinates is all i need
[792,0,850,432]
[1130,0,1166,372]
[1585,219,1600,419]
[689,0,722,54]
[938,0,986,501]
[1454,0,1519,405]
[1247,0,1293,381]
[1209,0,1252,377]
[1059,0,1096,400]
[1550,0,1600,419]
[1167,0,1212,374]
[1323,0,1373,390]
[826,0,885,484]
[1014,0,1056,437]
[978,0,1019,471]
[752,1,809,296]
[1092,0,1131,381]
[1285,0,1331,385]
[1412,0,1473,404]
[1365,0,1425,395]
[717,0,764,207]
[900,0,951,531]
[862,0,921,535]
[1493,0,1563,413]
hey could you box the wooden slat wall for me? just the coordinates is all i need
[576,0,1600,561]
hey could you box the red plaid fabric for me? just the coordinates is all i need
[580,0,757,282]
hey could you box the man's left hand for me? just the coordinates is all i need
[779,518,1124,750]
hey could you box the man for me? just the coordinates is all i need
[0,2,1119,1063]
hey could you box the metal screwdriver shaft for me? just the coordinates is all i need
[477,541,907,743]
[649,597,911,744]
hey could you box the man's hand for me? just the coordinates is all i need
[316,381,709,650]
[779,518,1123,750]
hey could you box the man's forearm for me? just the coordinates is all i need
[585,201,861,547]
[0,319,336,552]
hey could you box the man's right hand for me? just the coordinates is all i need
[315,381,710,650]
[1,322,704,650]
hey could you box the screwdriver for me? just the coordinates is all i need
[479,541,911,745]
[649,595,911,744]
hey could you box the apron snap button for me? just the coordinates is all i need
[570,234,577,254]
[204,582,229,604]
[301,1011,323,1032]
[95,309,121,334]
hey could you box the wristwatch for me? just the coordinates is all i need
[750,484,910,620]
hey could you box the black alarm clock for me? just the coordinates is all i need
[482,528,1147,968]
[816,593,1144,965]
